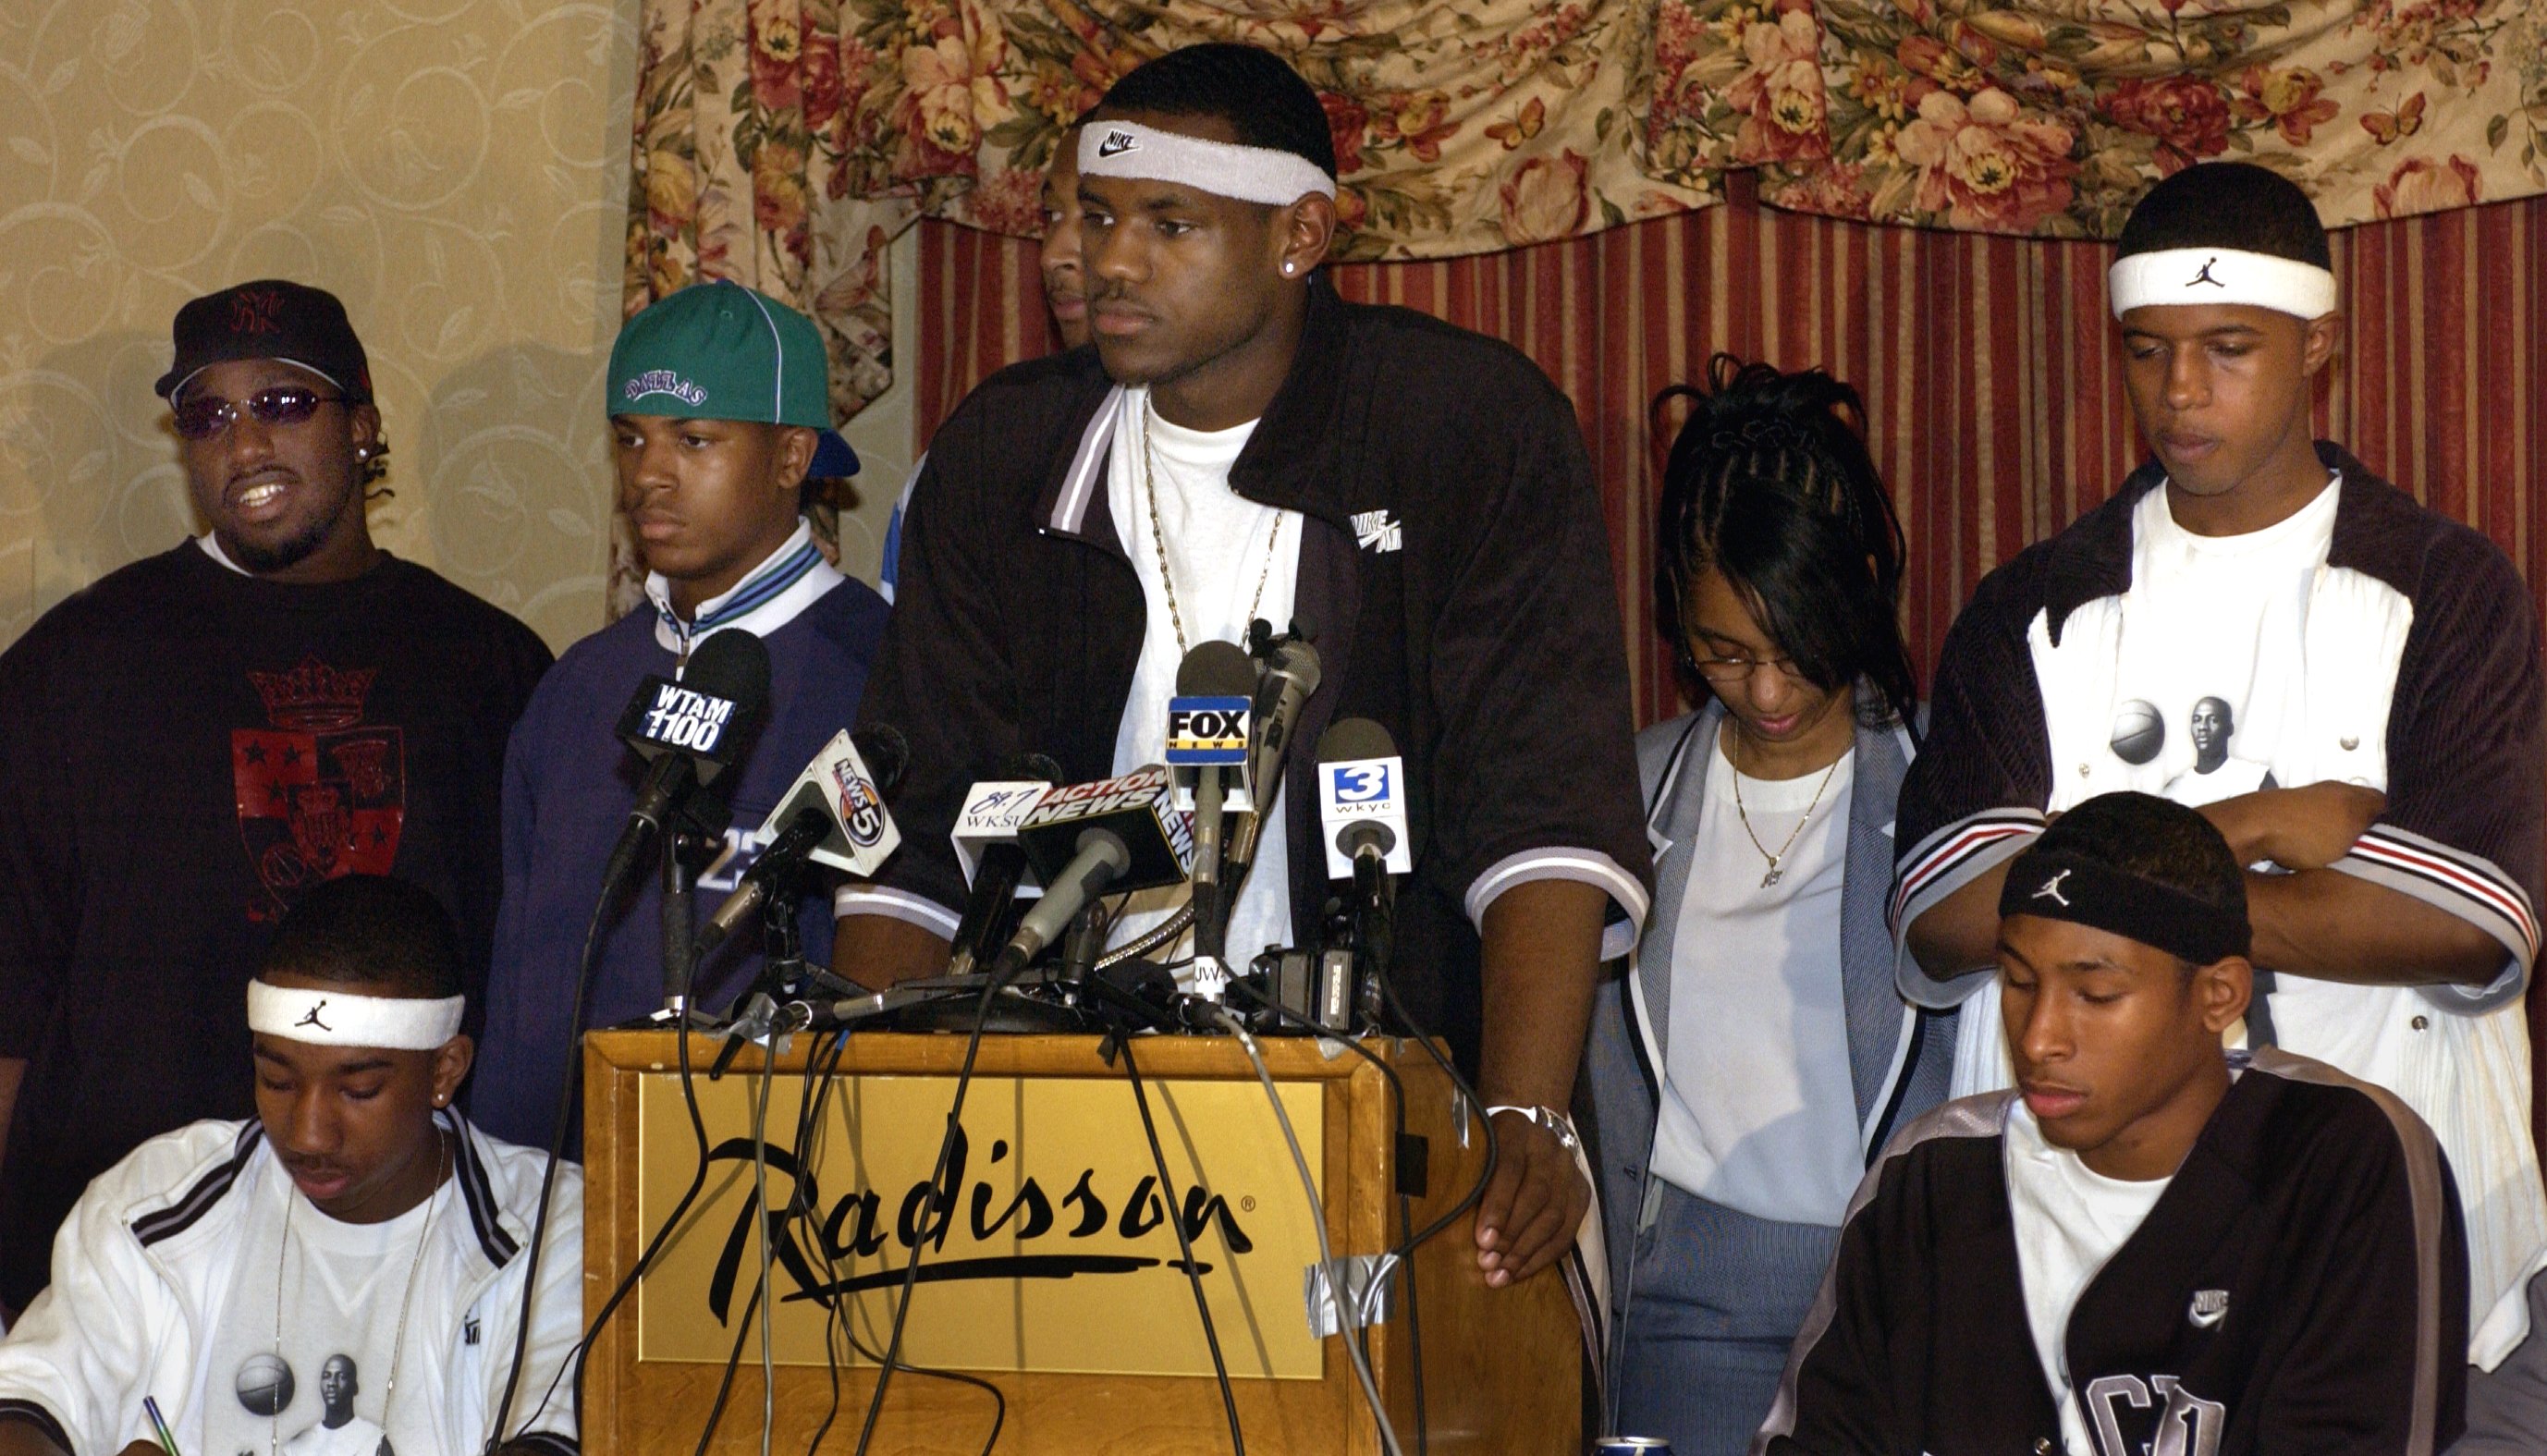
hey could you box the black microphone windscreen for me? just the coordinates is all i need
[852,724,910,797]
[1177,640,1259,696]
[683,628,773,708]
[1003,752,1065,785]
[1316,716,1397,765]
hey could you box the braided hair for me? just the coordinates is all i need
[1651,353,1917,731]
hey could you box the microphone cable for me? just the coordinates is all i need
[1209,1004,1406,1456]
[1114,1034,1245,1453]
[485,875,617,1450]
[849,897,1130,1454]
[1220,978,1433,1454]
[784,1028,1007,1456]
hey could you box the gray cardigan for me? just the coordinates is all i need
[1578,700,1957,1383]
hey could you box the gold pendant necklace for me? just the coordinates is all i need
[1142,396,1281,656]
[1729,735,1844,889]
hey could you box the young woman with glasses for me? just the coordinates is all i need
[1581,355,1957,1454]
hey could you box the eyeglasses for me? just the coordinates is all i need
[171,386,349,440]
[1693,651,1802,684]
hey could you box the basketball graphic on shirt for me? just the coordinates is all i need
[236,1351,297,1414]
[2109,699,2166,765]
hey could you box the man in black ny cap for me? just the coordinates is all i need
[0,279,552,1315]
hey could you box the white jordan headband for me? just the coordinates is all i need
[2109,247,2336,321]
[1079,120,1336,207]
[248,981,464,1050]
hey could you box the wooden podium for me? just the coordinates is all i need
[582,1028,1579,1454]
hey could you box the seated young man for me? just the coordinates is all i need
[0,875,579,1455]
[1762,793,2467,1456]
[469,279,891,1150]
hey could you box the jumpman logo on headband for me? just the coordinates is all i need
[1097,129,1138,158]
[295,1000,332,1032]
[2032,870,2073,907]
[2186,257,2225,288]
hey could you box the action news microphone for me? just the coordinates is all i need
[944,752,1065,980]
[599,630,772,902]
[991,765,1194,982]
[694,726,909,956]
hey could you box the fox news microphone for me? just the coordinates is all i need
[600,629,771,902]
[991,765,1194,983]
[693,726,909,957]
[944,752,1065,980]
[1171,641,1258,887]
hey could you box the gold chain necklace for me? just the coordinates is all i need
[271,1131,448,1456]
[1728,733,1844,889]
[1141,396,1282,657]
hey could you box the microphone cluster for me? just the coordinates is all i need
[630,618,1417,1037]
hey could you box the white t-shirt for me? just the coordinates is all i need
[1649,734,1864,1226]
[2004,1103,2173,1456]
[2111,477,2337,812]
[1105,386,1307,974]
[199,1155,475,1456]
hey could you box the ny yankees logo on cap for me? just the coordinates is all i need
[2189,1289,2230,1328]
[294,1000,332,1032]
[2031,869,2073,907]
[1097,128,1138,158]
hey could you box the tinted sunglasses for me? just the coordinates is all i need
[171,385,350,440]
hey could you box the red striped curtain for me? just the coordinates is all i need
[919,187,2547,1140]
[920,178,2547,730]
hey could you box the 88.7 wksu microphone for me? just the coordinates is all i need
[694,725,910,956]
[598,629,771,902]
[993,765,1194,983]
[944,753,1066,980]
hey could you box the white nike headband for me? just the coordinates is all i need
[1079,120,1337,207]
[2109,247,2336,321]
[248,981,465,1050]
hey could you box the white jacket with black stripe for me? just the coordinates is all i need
[0,1109,579,1454]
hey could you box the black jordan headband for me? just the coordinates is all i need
[1999,846,2251,967]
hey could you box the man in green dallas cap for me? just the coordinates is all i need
[467,279,890,1151]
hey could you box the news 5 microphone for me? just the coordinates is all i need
[694,726,909,956]
[600,630,771,901]
[944,752,1064,980]
[993,765,1194,982]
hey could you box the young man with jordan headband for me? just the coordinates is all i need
[469,279,891,1151]
[1764,792,2467,1456]
[0,875,580,1456]
[1889,161,2546,1395]
[840,43,1652,1290]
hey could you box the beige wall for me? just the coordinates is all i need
[0,0,912,655]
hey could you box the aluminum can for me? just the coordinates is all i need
[1592,1440,1673,1455]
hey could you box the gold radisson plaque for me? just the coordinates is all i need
[635,1070,1328,1378]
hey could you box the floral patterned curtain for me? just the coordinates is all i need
[622,0,2547,419]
